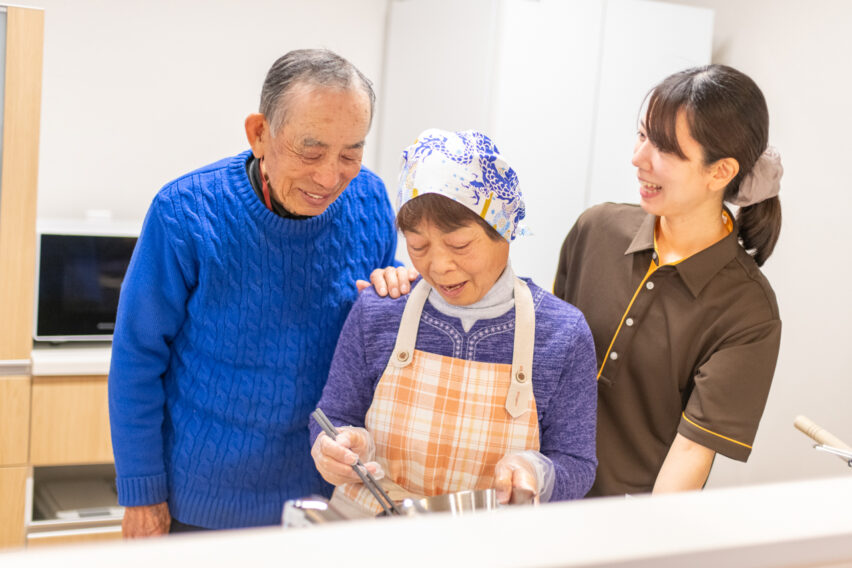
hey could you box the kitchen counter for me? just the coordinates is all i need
[3,475,852,567]
[31,343,111,376]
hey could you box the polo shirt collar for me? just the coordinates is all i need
[624,212,656,255]
[623,207,741,298]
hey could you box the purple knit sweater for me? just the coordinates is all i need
[310,278,598,500]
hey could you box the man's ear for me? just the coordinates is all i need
[245,113,268,158]
[709,157,739,193]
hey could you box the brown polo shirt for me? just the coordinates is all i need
[555,203,781,496]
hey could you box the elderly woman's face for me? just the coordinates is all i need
[404,220,509,306]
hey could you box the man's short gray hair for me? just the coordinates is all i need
[260,48,376,135]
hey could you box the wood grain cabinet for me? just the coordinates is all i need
[0,376,30,466]
[22,374,119,548]
[0,3,44,551]
[30,376,113,466]
[0,377,30,549]
[0,5,119,550]
[0,467,28,548]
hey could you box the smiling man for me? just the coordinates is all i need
[108,49,399,536]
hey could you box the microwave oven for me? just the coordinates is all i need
[34,221,140,342]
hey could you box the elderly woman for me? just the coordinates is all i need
[309,129,597,514]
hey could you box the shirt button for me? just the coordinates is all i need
[610,352,618,360]
[646,281,655,290]
[625,318,634,327]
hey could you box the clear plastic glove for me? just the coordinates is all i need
[493,450,555,505]
[310,426,384,486]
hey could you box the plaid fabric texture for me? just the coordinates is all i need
[341,348,539,514]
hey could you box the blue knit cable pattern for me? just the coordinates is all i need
[110,151,398,528]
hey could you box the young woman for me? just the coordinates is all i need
[367,64,783,498]
[554,64,783,496]
[311,129,597,515]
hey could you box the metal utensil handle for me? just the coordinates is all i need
[311,409,401,515]
[814,444,852,467]
[311,409,396,516]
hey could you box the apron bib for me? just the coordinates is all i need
[335,278,540,515]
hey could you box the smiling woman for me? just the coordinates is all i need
[309,129,598,516]
[397,194,509,306]
[555,64,784,497]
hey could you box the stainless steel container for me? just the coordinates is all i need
[410,488,497,515]
[282,496,349,527]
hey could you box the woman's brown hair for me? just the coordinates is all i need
[644,64,781,266]
[396,193,504,242]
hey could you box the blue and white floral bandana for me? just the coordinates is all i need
[397,129,527,242]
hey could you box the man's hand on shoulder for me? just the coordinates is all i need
[122,502,171,538]
[356,266,418,298]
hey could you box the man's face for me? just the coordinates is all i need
[255,85,372,216]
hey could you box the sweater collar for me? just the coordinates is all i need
[426,262,516,332]
[230,150,346,237]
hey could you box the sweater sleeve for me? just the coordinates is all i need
[539,311,599,500]
[108,189,198,507]
[310,294,381,443]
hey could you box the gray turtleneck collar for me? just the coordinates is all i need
[427,262,516,332]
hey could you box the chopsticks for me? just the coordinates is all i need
[311,408,402,516]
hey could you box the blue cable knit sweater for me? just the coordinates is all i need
[108,150,398,528]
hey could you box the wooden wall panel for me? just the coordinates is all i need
[0,375,30,466]
[0,466,28,549]
[30,376,113,466]
[0,6,44,360]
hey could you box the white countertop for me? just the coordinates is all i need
[3,475,852,567]
[31,343,112,376]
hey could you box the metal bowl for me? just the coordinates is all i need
[409,488,497,515]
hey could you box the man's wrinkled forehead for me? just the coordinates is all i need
[272,80,372,133]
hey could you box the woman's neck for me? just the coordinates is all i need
[656,203,729,265]
[427,263,515,332]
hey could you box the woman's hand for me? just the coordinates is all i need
[493,451,556,505]
[356,266,419,298]
[311,427,384,486]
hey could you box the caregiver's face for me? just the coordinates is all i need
[632,111,719,219]
[404,220,509,306]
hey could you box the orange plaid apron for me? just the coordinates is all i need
[336,278,540,515]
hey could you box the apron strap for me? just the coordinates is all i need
[506,278,535,418]
[388,277,536,418]
[389,279,431,368]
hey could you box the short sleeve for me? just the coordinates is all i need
[679,318,782,461]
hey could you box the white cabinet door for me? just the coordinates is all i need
[490,0,605,289]
[587,0,714,210]
[375,0,498,197]
[378,0,713,287]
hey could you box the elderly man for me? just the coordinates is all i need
[108,49,404,536]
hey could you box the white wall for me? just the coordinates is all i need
[18,0,851,489]
[378,0,712,288]
[658,0,852,488]
[17,0,388,223]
